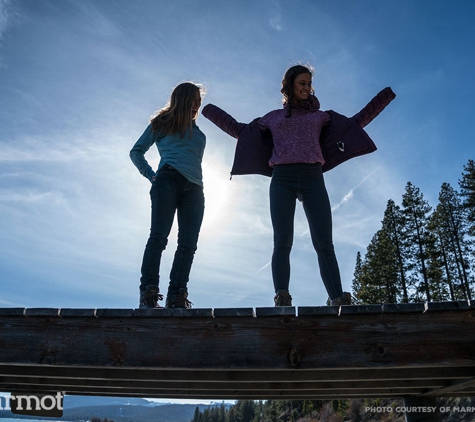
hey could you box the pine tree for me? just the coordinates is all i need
[261,399,279,422]
[202,408,212,422]
[226,406,238,422]
[253,401,264,422]
[381,199,410,302]
[210,406,219,422]
[356,229,399,304]
[351,252,363,304]
[353,199,411,305]
[459,159,475,236]
[430,183,473,300]
[424,227,449,301]
[192,406,202,422]
[236,400,255,422]
[401,182,433,302]
[217,403,226,422]
[301,400,323,417]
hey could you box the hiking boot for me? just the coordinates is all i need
[330,292,352,306]
[166,288,193,309]
[274,290,292,307]
[139,285,163,309]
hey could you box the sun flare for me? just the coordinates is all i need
[202,161,231,228]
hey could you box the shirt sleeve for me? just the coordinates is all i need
[129,124,159,183]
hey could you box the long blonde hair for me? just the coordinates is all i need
[151,82,202,137]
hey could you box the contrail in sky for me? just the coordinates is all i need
[256,260,271,274]
[331,167,380,212]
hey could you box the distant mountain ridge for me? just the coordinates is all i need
[64,396,154,408]
[63,403,210,422]
[0,396,230,422]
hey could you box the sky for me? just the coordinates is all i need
[1,0,475,409]
[1,0,474,312]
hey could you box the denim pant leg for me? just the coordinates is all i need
[139,169,179,292]
[269,170,297,292]
[168,181,205,294]
[300,167,343,300]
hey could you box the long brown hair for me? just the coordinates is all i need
[151,82,203,137]
[280,64,315,106]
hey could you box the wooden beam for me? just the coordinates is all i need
[0,375,448,391]
[2,364,475,382]
[420,377,475,396]
[0,302,474,400]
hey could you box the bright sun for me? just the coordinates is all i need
[202,161,231,227]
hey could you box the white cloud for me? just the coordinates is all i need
[0,136,89,163]
[0,189,62,203]
[0,0,15,67]
[268,0,282,30]
[0,0,13,39]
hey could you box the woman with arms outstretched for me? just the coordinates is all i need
[256,65,349,307]
[202,64,395,306]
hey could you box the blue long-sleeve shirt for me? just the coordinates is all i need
[130,122,206,186]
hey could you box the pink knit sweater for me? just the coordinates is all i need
[257,96,330,167]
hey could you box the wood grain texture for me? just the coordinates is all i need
[1,302,474,399]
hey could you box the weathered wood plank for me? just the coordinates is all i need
[297,306,340,316]
[59,309,96,317]
[0,308,25,316]
[382,303,426,313]
[2,382,474,399]
[95,309,135,317]
[1,304,475,400]
[0,387,432,400]
[2,311,474,369]
[24,308,61,317]
[2,364,475,382]
[338,304,383,315]
[420,377,475,396]
[255,306,296,317]
[133,308,214,318]
[213,308,255,317]
[0,376,448,392]
[0,383,429,399]
[424,301,472,312]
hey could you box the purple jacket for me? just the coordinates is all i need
[202,87,396,177]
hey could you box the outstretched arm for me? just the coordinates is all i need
[352,87,396,128]
[202,104,247,139]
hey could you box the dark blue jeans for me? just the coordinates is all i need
[269,163,343,300]
[140,165,204,295]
